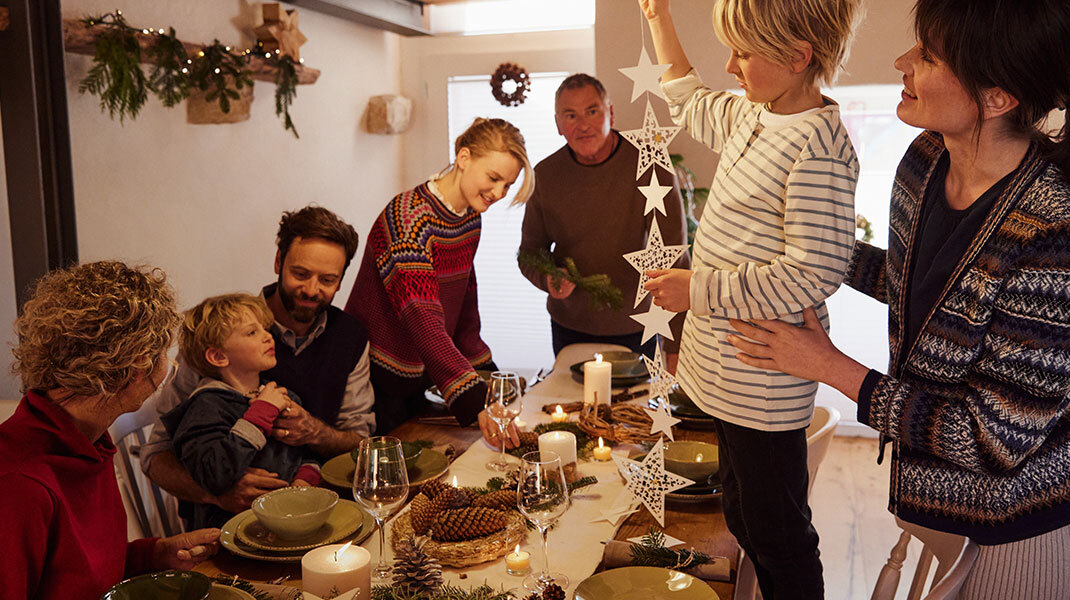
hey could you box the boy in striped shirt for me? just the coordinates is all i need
[641,0,861,597]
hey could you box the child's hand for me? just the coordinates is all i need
[644,268,692,312]
[252,381,289,410]
[638,0,670,21]
[292,479,312,487]
[547,270,576,299]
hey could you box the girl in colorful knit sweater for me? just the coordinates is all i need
[345,118,533,445]
[728,0,1070,596]
[641,0,862,597]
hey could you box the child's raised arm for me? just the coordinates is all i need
[640,0,692,82]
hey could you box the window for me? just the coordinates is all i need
[447,72,569,370]
[430,0,595,36]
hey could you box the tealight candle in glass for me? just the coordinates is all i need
[506,544,531,575]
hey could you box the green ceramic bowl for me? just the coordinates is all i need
[101,570,211,600]
[251,486,338,540]
[351,441,423,471]
[663,441,719,482]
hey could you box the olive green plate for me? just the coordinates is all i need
[569,351,650,387]
[632,453,722,504]
[208,584,256,600]
[219,500,373,563]
[321,448,449,490]
[101,570,211,600]
[235,500,363,552]
[574,566,720,600]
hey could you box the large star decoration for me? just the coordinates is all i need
[618,46,671,103]
[623,217,689,308]
[642,344,678,404]
[612,439,693,526]
[645,398,681,441]
[620,99,680,180]
[639,168,673,216]
[255,3,308,61]
[630,301,676,344]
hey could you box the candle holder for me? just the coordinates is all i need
[506,561,531,576]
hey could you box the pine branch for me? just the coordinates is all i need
[274,55,300,138]
[517,249,623,311]
[371,583,516,600]
[146,27,191,107]
[191,40,253,115]
[78,13,148,122]
[628,526,711,569]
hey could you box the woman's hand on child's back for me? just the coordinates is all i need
[645,268,692,312]
[252,381,289,410]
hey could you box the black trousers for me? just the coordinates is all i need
[713,417,823,600]
[550,320,656,358]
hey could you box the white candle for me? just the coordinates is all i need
[593,437,612,461]
[505,544,530,574]
[538,430,577,467]
[584,353,612,406]
[551,405,568,423]
[302,543,371,600]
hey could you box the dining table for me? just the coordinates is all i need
[195,343,738,599]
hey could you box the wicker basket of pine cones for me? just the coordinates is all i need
[390,480,528,567]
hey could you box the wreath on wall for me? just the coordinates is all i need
[490,62,530,107]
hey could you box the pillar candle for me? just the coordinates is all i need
[302,543,371,600]
[538,430,577,467]
[583,353,612,406]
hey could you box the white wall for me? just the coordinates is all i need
[62,0,405,312]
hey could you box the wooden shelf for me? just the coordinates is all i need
[62,18,320,85]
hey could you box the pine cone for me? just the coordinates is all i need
[517,431,539,447]
[520,471,541,507]
[420,479,450,499]
[428,487,470,516]
[472,489,517,511]
[392,534,444,595]
[410,492,436,535]
[430,507,506,542]
[541,584,566,600]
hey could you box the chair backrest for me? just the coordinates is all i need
[109,392,184,539]
[804,405,840,497]
[870,517,979,600]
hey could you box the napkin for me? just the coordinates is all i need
[601,540,731,582]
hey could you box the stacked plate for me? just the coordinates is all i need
[666,386,717,430]
[320,449,450,490]
[219,500,374,562]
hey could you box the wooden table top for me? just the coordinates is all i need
[197,408,737,598]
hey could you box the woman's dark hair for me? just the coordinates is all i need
[276,205,360,270]
[915,0,1069,177]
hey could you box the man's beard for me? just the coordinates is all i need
[278,277,328,323]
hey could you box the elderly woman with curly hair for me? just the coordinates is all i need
[0,261,221,600]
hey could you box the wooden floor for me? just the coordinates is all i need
[811,436,923,600]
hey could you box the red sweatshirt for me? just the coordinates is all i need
[0,391,157,600]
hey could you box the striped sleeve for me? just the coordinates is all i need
[689,153,857,318]
[662,69,750,153]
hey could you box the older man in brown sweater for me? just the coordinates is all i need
[519,73,690,371]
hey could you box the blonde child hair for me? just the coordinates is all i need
[713,0,862,86]
[453,117,535,206]
[179,293,274,379]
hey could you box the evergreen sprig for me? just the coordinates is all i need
[79,13,148,122]
[628,527,711,569]
[517,248,623,311]
[209,576,279,600]
[274,55,300,138]
[370,583,515,600]
[191,40,253,115]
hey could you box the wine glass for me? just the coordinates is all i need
[485,371,523,471]
[517,450,571,592]
[352,436,410,581]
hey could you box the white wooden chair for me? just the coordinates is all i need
[109,393,184,539]
[870,517,979,600]
[733,406,841,600]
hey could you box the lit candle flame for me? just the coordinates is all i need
[696,453,704,462]
[598,436,605,448]
[335,541,353,561]
[514,544,521,556]
[451,476,459,488]
[555,405,564,416]
[594,353,603,364]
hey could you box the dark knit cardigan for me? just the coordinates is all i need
[849,131,1070,544]
[345,182,491,429]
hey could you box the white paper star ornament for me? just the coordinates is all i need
[639,168,673,216]
[630,301,676,344]
[645,398,681,441]
[618,46,671,102]
[623,218,689,308]
[620,99,680,180]
[612,438,693,525]
[642,344,678,403]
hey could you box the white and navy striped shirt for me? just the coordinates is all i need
[663,71,859,431]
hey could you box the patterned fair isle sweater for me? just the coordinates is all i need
[850,131,1070,545]
[345,181,491,427]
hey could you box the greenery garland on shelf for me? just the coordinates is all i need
[517,249,623,311]
[77,11,302,137]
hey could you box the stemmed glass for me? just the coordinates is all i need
[352,436,410,581]
[485,371,523,471]
[517,450,571,592]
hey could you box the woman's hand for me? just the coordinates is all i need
[547,270,576,299]
[638,0,670,22]
[152,528,220,570]
[727,307,868,401]
[644,269,692,312]
[478,409,520,449]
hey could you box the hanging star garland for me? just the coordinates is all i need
[642,344,678,404]
[612,439,693,526]
[639,168,673,216]
[630,301,676,344]
[645,399,681,441]
[618,46,671,103]
[623,217,689,308]
[620,99,680,180]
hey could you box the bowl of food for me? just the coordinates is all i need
[663,441,719,483]
[101,570,211,600]
[251,486,339,539]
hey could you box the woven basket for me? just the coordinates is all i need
[390,510,528,568]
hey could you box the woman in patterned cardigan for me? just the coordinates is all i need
[724,0,1070,596]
